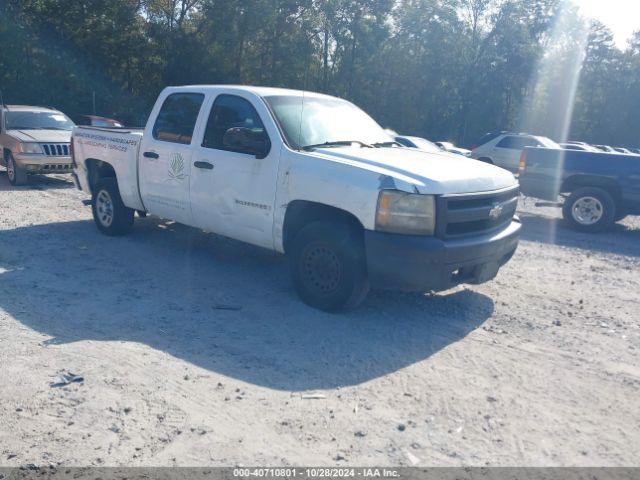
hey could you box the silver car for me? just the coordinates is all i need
[470,132,560,172]
[0,105,75,185]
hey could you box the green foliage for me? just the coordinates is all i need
[0,0,637,146]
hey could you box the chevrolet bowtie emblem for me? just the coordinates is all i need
[489,203,504,219]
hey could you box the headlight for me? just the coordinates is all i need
[16,142,43,154]
[375,190,436,235]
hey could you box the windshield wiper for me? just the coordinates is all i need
[372,141,401,148]
[302,140,373,151]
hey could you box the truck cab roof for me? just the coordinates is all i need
[170,84,339,101]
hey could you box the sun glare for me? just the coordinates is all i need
[519,0,592,242]
[574,0,638,48]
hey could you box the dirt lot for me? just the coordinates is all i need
[0,172,638,467]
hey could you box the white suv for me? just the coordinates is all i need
[470,133,559,172]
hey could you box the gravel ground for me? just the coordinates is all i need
[0,171,638,467]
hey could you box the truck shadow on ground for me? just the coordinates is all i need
[0,217,493,391]
[519,212,640,258]
[0,170,75,191]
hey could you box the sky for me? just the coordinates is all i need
[575,0,639,49]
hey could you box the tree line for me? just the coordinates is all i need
[1,0,639,148]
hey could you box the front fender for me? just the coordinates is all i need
[272,149,418,253]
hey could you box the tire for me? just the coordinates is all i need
[289,221,370,312]
[478,157,494,165]
[91,178,135,236]
[562,187,616,232]
[6,153,28,186]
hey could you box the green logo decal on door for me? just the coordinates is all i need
[168,153,186,181]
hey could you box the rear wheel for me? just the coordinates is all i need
[6,153,27,186]
[562,187,616,232]
[289,221,369,312]
[91,178,134,236]
[478,157,494,165]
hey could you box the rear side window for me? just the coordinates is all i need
[473,131,504,147]
[152,93,204,144]
[496,136,540,149]
[202,94,267,151]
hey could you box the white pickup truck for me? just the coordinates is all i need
[71,85,521,311]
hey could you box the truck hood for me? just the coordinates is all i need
[309,146,516,194]
[7,129,72,143]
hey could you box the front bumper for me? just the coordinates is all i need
[14,154,73,174]
[364,218,521,292]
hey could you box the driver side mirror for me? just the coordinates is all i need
[222,127,270,159]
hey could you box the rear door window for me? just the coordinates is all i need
[152,93,204,144]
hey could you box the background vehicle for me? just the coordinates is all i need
[394,135,444,154]
[72,85,521,311]
[0,105,75,185]
[435,141,471,156]
[72,114,124,128]
[519,147,640,232]
[470,131,507,150]
[560,142,598,152]
[470,132,560,172]
[395,135,468,158]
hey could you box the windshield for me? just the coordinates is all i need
[5,111,75,131]
[536,136,561,149]
[264,95,392,149]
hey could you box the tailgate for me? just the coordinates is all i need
[519,147,563,201]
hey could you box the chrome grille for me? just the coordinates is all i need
[41,143,70,156]
[435,186,519,239]
[42,164,73,170]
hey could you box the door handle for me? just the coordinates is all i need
[194,161,214,170]
[143,151,159,159]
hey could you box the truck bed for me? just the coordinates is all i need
[72,126,145,211]
[519,147,640,211]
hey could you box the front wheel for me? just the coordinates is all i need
[91,178,135,236]
[562,187,616,232]
[6,153,28,186]
[289,221,369,312]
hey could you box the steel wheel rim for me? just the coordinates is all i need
[572,196,603,225]
[96,190,114,227]
[7,157,15,181]
[301,243,342,295]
